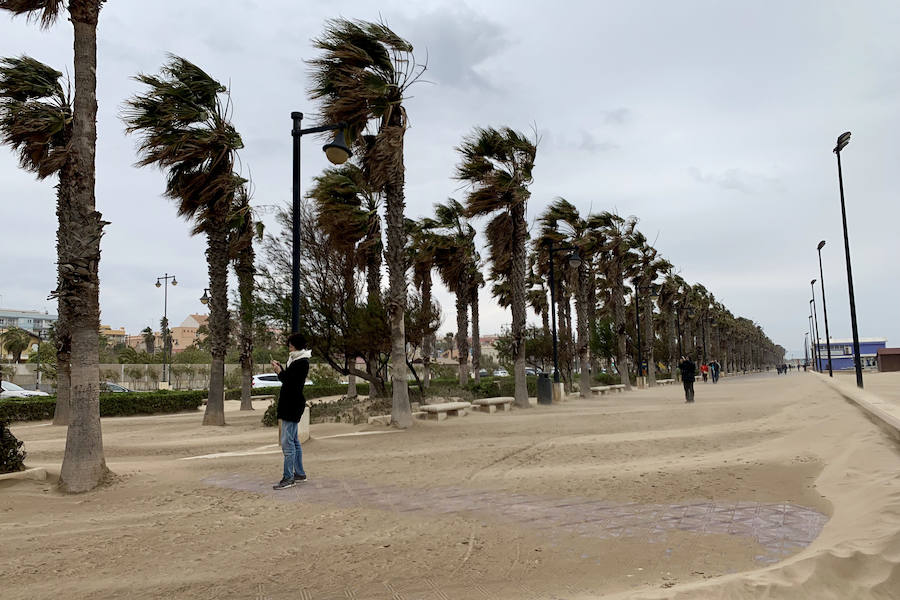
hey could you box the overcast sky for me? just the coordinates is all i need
[2,1,898,358]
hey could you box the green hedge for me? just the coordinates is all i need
[1,421,26,473]
[224,386,281,400]
[0,390,206,423]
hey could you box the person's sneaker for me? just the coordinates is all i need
[272,478,295,490]
[293,474,307,483]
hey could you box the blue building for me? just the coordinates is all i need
[813,337,886,371]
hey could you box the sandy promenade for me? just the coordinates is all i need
[2,373,899,599]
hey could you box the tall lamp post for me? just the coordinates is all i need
[833,131,863,388]
[810,283,821,371]
[804,332,809,369]
[546,240,581,385]
[291,112,352,335]
[808,313,817,371]
[155,273,177,386]
[816,241,833,376]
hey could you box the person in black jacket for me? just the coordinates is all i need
[271,332,310,490]
[679,355,696,403]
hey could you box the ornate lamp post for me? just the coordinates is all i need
[155,273,177,386]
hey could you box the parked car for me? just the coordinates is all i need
[100,382,133,393]
[492,368,509,377]
[477,368,489,377]
[524,367,543,376]
[1,380,50,399]
[251,373,313,388]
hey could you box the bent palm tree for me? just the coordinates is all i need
[124,56,244,426]
[309,19,424,427]
[0,55,76,425]
[228,180,259,410]
[1,0,109,493]
[456,127,537,408]
[408,218,438,388]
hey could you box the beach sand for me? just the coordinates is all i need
[2,373,898,599]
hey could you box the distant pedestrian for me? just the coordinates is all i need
[271,332,311,490]
[679,356,696,403]
[710,360,721,383]
[700,362,709,383]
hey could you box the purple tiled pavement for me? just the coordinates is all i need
[205,474,827,564]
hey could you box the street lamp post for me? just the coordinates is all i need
[833,131,863,388]
[810,282,821,371]
[155,273,177,386]
[546,240,581,385]
[808,313,817,371]
[804,332,809,369]
[633,283,643,379]
[291,112,352,335]
[817,241,833,376]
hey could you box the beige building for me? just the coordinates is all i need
[172,314,208,353]
[99,324,127,346]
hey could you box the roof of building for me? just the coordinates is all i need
[178,314,209,328]
[877,348,900,356]
[815,337,887,344]
[0,308,58,319]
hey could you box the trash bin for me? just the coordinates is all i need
[537,373,552,405]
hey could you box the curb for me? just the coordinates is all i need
[0,467,47,482]
[815,373,900,444]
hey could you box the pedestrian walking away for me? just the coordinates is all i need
[710,359,720,383]
[271,332,311,490]
[700,362,709,383]
[679,355,696,403]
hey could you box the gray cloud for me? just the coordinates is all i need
[688,166,783,194]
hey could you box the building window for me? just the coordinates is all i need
[844,346,852,355]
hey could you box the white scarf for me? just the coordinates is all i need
[287,349,312,367]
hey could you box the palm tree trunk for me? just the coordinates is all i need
[667,314,677,377]
[471,282,481,385]
[58,1,109,493]
[343,260,358,400]
[511,203,529,408]
[576,265,590,398]
[236,244,254,410]
[644,291,656,387]
[455,283,470,386]
[612,272,630,390]
[202,209,229,426]
[422,271,433,389]
[384,137,411,427]
[52,163,75,426]
[587,276,599,378]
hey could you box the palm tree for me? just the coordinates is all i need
[456,127,537,408]
[408,219,437,389]
[227,181,259,410]
[658,270,687,376]
[427,199,477,386]
[308,163,375,398]
[0,55,75,426]
[1,328,31,363]
[1,0,109,492]
[469,266,485,384]
[141,327,155,354]
[632,232,669,387]
[309,19,424,428]
[124,56,244,426]
[589,212,638,390]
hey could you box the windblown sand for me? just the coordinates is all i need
[2,373,899,599]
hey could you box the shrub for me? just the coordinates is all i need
[1,421,26,473]
[223,369,241,389]
[0,390,205,422]
[261,383,374,427]
[224,386,281,400]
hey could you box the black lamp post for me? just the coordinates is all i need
[833,131,863,388]
[547,240,581,384]
[633,283,643,378]
[155,273,177,385]
[291,112,352,335]
[810,282,821,371]
[808,313,816,370]
[816,240,833,376]
[804,332,809,369]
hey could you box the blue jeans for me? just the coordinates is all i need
[280,419,305,481]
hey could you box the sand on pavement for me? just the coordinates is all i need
[2,374,899,599]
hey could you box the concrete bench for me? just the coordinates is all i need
[608,384,627,393]
[656,379,674,386]
[417,401,472,421]
[590,386,612,396]
[368,412,425,425]
[472,397,514,414]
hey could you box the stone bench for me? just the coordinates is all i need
[472,397,514,414]
[608,384,627,393]
[656,379,675,386]
[590,386,612,396]
[417,401,472,421]
[367,412,425,425]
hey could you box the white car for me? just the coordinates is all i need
[251,373,314,388]
[1,381,50,399]
[493,368,509,377]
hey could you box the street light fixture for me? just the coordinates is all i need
[199,288,210,305]
[816,240,833,376]
[833,131,863,388]
[291,112,351,335]
[546,240,580,385]
[155,273,176,386]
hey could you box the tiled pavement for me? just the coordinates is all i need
[205,474,828,565]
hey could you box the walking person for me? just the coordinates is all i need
[700,362,709,383]
[710,359,720,383]
[271,332,311,490]
[679,355,696,403]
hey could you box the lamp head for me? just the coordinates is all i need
[155,280,161,288]
[833,131,851,153]
[817,240,826,250]
[171,277,177,286]
[323,127,352,165]
[200,289,209,305]
[811,278,816,286]
[567,252,582,269]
